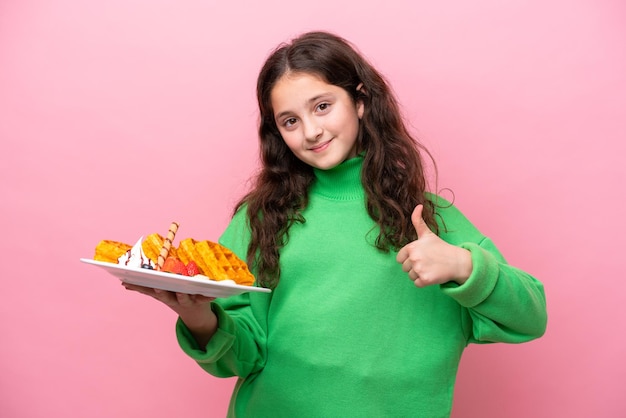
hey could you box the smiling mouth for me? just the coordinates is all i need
[309,139,332,152]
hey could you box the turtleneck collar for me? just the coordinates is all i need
[310,155,365,201]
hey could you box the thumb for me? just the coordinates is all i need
[411,204,433,238]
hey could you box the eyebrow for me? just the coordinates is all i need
[274,93,334,120]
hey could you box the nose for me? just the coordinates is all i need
[303,118,323,142]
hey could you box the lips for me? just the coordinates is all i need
[309,139,332,152]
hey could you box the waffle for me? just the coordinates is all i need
[93,226,255,286]
[94,240,131,263]
[177,238,255,286]
[142,233,178,265]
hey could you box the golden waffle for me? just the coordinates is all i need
[94,240,131,263]
[142,233,177,265]
[176,238,200,267]
[177,238,255,286]
[93,231,254,286]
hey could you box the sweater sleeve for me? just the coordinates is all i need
[441,238,547,344]
[176,293,268,378]
[433,196,547,344]
[176,207,270,378]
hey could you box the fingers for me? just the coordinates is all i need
[411,204,433,239]
[408,268,428,288]
[396,204,431,263]
[396,246,408,263]
[122,283,179,305]
[173,291,214,306]
[122,282,213,306]
[122,282,159,297]
[412,278,426,288]
[154,288,185,306]
[397,204,435,286]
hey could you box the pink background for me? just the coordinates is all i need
[1,0,625,417]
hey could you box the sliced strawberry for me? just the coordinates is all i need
[186,260,201,276]
[162,256,188,275]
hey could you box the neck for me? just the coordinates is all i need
[311,156,365,201]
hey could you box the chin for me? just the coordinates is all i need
[309,157,344,170]
[301,148,353,170]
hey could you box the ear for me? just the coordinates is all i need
[356,82,368,97]
[357,99,365,119]
[356,83,365,119]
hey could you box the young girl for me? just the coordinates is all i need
[124,31,547,417]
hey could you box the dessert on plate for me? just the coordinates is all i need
[93,222,255,286]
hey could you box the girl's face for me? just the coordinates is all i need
[270,72,364,170]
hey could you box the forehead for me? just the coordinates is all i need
[270,72,342,112]
[276,69,328,85]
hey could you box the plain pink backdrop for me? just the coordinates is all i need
[1,0,625,417]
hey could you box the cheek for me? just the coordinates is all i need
[340,113,360,139]
[280,131,300,151]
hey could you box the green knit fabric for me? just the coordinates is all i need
[176,156,547,417]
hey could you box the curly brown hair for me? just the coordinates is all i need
[235,31,438,288]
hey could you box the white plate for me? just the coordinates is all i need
[80,258,271,298]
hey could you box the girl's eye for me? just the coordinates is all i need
[284,118,297,127]
[317,103,330,112]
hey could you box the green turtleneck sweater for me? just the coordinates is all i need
[176,156,547,417]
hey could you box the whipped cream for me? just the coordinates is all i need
[118,236,155,269]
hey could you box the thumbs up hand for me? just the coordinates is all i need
[396,205,473,288]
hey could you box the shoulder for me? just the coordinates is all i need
[218,205,251,260]
[425,193,486,245]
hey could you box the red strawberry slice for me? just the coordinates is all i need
[186,260,200,276]
[162,256,188,276]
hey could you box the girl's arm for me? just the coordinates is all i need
[122,283,218,346]
[441,238,547,344]
[397,199,547,343]
[175,205,269,378]
[175,292,269,378]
